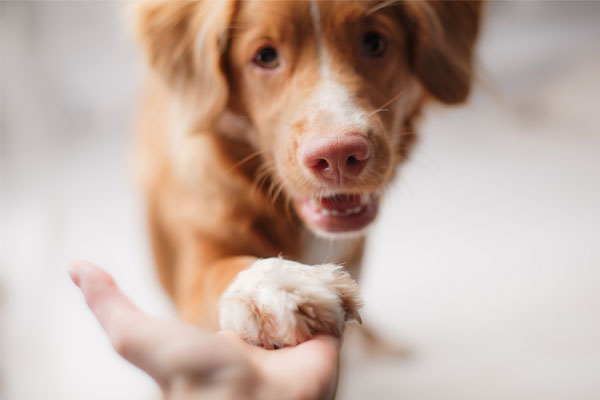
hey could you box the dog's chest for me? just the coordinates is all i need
[298,233,364,279]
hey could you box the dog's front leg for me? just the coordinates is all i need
[176,254,256,329]
[176,251,362,349]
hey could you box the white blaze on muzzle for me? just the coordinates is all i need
[307,0,369,136]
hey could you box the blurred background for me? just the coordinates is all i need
[2,1,599,399]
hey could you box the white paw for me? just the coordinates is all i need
[218,258,362,349]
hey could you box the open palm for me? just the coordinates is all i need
[70,261,340,400]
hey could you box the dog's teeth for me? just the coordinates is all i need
[312,194,373,217]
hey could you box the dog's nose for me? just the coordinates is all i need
[299,135,370,184]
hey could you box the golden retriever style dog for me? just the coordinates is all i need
[133,0,481,348]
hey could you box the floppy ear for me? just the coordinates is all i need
[134,0,236,131]
[405,1,482,104]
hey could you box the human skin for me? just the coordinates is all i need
[69,260,341,400]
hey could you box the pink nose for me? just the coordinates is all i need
[299,135,370,184]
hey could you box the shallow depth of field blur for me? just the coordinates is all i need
[2,2,600,399]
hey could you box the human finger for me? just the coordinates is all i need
[69,260,178,386]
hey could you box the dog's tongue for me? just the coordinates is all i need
[319,194,363,211]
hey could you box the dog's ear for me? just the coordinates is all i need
[134,0,236,130]
[405,1,482,104]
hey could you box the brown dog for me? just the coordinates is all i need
[133,0,481,348]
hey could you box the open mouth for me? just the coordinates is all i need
[297,193,379,234]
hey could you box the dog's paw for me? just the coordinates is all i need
[218,258,362,349]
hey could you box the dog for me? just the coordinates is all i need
[133,0,482,349]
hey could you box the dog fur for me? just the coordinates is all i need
[133,0,481,348]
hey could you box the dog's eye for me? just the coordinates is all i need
[361,32,387,58]
[253,46,280,69]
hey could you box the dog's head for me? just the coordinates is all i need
[136,0,481,237]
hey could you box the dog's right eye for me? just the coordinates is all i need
[361,32,387,58]
[253,46,280,69]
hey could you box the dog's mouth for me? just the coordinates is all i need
[295,193,379,234]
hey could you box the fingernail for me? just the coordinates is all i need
[68,261,83,287]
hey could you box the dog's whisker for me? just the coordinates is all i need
[377,90,406,111]
[367,108,389,118]
[271,180,285,206]
[364,0,402,17]
[251,162,275,199]
[227,150,266,174]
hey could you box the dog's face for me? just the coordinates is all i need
[227,1,413,236]
[136,0,481,237]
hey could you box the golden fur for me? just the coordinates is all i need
[133,0,482,333]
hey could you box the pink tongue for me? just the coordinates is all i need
[320,194,362,211]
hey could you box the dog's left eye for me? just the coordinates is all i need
[361,32,387,58]
[253,46,280,69]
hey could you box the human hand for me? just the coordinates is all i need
[69,261,341,400]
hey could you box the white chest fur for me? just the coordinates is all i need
[298,231,363,279]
